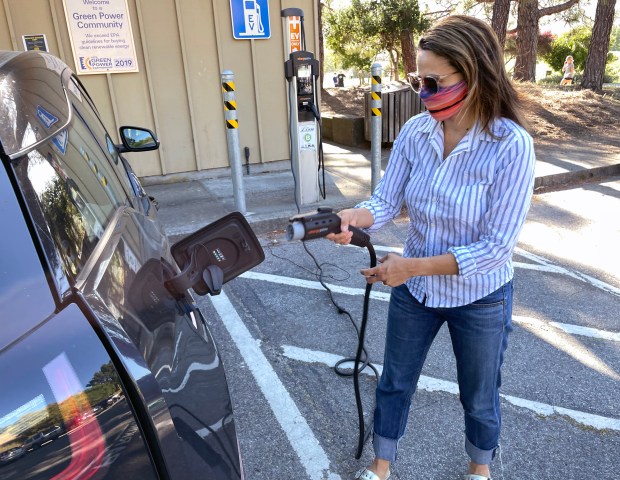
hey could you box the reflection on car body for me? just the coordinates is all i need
[0,50,264,479]
[0,446,25,465]
[43,425,63,441]
[23,432,46,451]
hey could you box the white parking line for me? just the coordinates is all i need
[209,291,341,480]
[514,247,620,297]
[240,272,620,342]
[282,345,620,432]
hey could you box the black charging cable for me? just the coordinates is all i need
[301,237,379,459]
[309,101,326,200]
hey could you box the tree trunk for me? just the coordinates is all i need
[581,0,617,91]
[491,0,511,48]
[512,0,580,81]
[400,29,417,75]
[514,0,540,81]
[388,49,399,81]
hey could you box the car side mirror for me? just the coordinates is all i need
[117,126,160,153]
[166,212,265,297]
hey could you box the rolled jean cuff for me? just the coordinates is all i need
[465,438,496,465]
[373,431,399,462]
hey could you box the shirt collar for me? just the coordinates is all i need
[420,113,508,154]
[420,113,510,138]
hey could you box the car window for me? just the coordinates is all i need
[68,76,139,202]
[0,304,158,479]
[13,110,131,281]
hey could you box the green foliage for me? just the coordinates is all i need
[541,27,591,72]
[610,26,620,51]
[537,54,620,84]
[87,362,120,388]
[323,0,429,72]
[323,1,379,71]
[605,53,620,83]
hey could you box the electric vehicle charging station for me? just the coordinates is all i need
[282,8,321,206]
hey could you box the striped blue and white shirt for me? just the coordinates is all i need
[357,112,536,308]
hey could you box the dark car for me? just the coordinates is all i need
[0,446,25,465]
[0,50,263,479]
[22,432,46,451]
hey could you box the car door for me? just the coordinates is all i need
[0,160,160,480]
[4,59,242,479]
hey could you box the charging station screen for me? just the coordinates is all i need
[297,65,313,95]
[298,64,311,78]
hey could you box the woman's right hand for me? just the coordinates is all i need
[325,207,375,245]
[325,208,357,245]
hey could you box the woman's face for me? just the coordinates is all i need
[416,50,465,92]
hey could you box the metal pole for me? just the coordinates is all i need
[370,63,383,192]
[221,70,247,214]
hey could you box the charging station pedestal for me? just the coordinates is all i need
[282,10,320,206]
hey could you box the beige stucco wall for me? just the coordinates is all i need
[0,0,319,179]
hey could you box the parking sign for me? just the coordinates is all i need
[230,0,270,39]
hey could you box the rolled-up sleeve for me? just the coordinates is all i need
[448,130,536,277]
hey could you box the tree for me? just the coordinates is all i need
[323,0,428,81]
[541,27,591,71]
[505,30,555,64]
[581,0,617,90]
[369,0,430,78]
[491,0,512,47]
[323,1,380,75]
[513,0,580,81]
[87,362,120,387]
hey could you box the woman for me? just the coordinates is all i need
[327,15,535,480]
[560,55,575,86]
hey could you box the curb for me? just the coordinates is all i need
[534,163,620,193]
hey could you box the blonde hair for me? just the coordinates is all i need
[565,55,574,62]
[418,15,529,132]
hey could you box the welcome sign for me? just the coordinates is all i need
[63,0,138,75]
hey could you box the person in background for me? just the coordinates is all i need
[337,72,346,87]
[327,15,535,480]
[560,55,575,86]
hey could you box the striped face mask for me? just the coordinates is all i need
[419,81,468,122]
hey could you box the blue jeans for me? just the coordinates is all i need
[373,281,513,465]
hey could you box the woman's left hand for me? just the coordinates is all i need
[360,253,413,287]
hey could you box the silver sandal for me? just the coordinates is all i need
[354,468,391,480]
[464,475,492,480]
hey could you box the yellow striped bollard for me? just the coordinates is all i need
[221,70,246,214]
[370,63,383,191]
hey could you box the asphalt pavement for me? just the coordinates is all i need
[142,140,620,243]
[143,140,620,479]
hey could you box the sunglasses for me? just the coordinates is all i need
[407,71,459,94]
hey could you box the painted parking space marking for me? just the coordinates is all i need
[514,247,620,297]
[240,272,620,342]
[209,291,341,480]
[282,345,620,433]
[216,242,617,471]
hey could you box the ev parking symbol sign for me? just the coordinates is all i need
[230,0,271,40]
